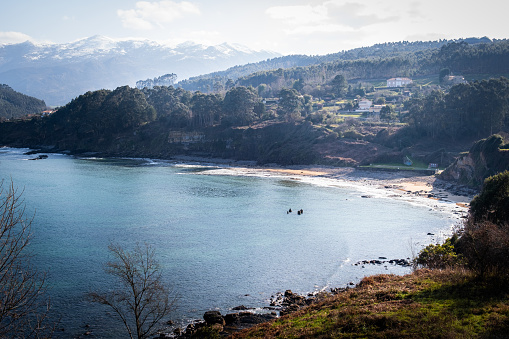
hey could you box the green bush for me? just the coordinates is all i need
[415,236,464,269]
[469,170,509,224]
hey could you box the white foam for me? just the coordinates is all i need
[186,165,468,225]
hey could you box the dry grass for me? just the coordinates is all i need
[229,268,509,338]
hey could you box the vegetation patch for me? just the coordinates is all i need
[230,269,509,338]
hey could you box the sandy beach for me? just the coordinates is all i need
[172,158,477,225]
[197,163,474,204]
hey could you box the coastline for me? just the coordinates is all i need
[167,158,477,337]
[2,148,478,337]
[8,147,476,210]
[170,155,476,215]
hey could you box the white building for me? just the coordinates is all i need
[387,77,413,87]
[357,99,372,110]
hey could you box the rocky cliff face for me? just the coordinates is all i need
[440,135,509,187]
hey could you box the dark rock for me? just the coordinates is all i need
[331,287,349,294]
[203,310,225,326]
[283,290,306,306]
[239,312,276,324]
[232,305,249,311]
[28,154,48,160]
[224,313,240,326]
[184,323,196,336]
[280,304,300,316]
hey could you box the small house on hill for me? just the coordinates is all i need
[357,99,372,110]
[387,77,412,87]
[443,75,467,85]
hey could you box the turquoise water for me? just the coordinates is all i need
[0,148,458,337]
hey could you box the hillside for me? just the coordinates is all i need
[1,75,509,171]
[1,38,509,174]
[0,84,46,120]
[224,269,509,338]
[440,134,509,187]
[177,37,508,94]
[0,36,279,106]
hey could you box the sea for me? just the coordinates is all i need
[0,147,465,338]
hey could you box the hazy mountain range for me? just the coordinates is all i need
[0,35,280,106]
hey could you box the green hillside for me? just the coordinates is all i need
[0,84,47,120]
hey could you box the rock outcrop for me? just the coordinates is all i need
[440,135,509,187]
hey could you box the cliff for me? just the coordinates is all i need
[439,134,509,187]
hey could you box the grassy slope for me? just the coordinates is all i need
[230,269,509,338]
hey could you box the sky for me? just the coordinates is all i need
[1,0,508,55]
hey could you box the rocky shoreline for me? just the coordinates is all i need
[166,254,417,338]
[167,289,339,338]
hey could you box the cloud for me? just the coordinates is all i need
[284,23,354,35]
[326,2,399,29]
[0,32,33,44]
[266,1,399,35]
[265,5,328,25]
[118,1,200,30]
[407,1,423,19]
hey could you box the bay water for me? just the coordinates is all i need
[0,148,461,337]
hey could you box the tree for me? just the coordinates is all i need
[168,103,191,128]
[469,170,509,225]
[0,180,51,337]
[222,86,258,126]
[415,236,464,269]
[278,88,303,121]
[330,74,347,98]
[191,93,222,128]
[88,243,177,339]
[439,68,450,84]
[292,78,305,92]
[379,105,396,122]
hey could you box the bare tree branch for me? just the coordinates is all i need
[88,242,177,339]
[0,179,52,338]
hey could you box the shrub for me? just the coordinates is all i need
[456,219,509,277]
[414,236,464,269]
[469,170,509,224]
[343,129,364,140]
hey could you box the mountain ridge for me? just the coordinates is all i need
[0,35,280,106]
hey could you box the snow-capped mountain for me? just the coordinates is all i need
[0,35,280,106]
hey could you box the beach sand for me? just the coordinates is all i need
[171,156,475,219]
[225,165,474,207]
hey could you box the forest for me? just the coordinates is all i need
[405,78,509,139]
[0,84,47,120]
[178,38,509,95]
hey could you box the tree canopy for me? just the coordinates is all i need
[0,84,46,120]
[407,78,509,139]
[469,170,509,225]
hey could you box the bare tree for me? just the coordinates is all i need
[88,243,177,339]
[0,180,51,338]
